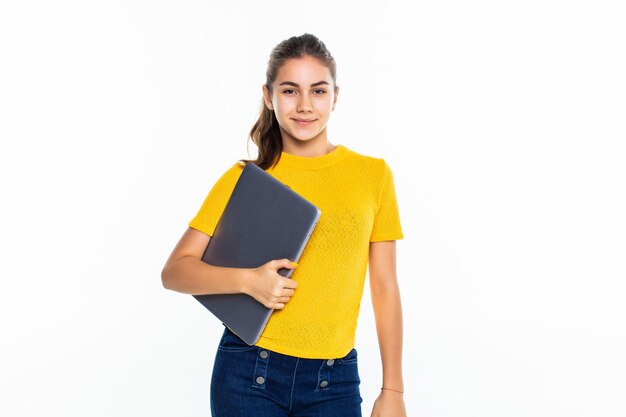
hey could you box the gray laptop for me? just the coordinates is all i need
[193,161,321,345]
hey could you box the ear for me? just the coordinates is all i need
[262,84,273,110]
[331,86,339,111]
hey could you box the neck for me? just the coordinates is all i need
[281,131,335,157]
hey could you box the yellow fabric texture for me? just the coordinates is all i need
[187,144,404,359]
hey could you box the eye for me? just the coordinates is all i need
[282,89,327,95]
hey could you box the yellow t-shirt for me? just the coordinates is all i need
[188,144,404,359]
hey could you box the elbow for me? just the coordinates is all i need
[161,256,190,290]
[161,264,173,290]
[369,277,400,296]
[371,285,396,296]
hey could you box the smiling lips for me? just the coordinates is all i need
[293,118,316,126]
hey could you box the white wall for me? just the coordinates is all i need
[1,1,625,416]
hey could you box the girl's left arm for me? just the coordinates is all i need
[368,240,408,417]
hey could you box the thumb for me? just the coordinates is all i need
[279,258,298,269]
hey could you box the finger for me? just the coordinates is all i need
[282,278,298,289]
[276,258,297,269]
[271,294,291,302]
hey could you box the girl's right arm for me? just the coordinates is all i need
[161,227,298,309]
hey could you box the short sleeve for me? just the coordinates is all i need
[369,160,404,242]
[187,162,244,236]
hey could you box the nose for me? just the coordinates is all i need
[297,94,313,113]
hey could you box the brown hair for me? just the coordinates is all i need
[238,33,339,170]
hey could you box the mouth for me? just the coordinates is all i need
[292,118,316,126]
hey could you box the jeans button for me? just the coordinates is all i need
[320,380,329,388]
[326,359,334,366]
[260,350,269,359]
[256,376,265,384]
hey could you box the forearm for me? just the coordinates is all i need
[162,255,252,295]
[371,286,404,391]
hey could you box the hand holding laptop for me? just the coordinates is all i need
[243,258,299,310]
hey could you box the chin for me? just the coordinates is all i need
[283,131,317,142]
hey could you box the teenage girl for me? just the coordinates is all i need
[162,33,407,417]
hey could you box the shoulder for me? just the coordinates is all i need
[204,160,245,191]
[222,160,246,176]
[342,146,392,178]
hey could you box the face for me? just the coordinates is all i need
[262,55,338,146]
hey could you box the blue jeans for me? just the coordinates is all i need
[210,325,363,417]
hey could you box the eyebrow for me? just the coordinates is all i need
[278,81,330,88]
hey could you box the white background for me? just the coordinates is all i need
[1,1,625,416]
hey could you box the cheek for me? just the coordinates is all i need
[274,99,294,113]
[321,96,335,109]
[319,101,334,114]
